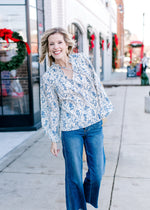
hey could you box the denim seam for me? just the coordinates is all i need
[62,138,73,210]
[84,139,92,203]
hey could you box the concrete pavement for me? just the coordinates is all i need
[0,72,150,210]
[0,131,36,160]
[103,68,150,87]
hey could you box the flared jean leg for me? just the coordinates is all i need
[62,130,87,210]
[83,120,105,208]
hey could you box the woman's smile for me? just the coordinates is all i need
[53,50,61,55]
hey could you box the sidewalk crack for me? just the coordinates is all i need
[108,86,127,210]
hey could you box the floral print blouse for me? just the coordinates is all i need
[40,53,113,142]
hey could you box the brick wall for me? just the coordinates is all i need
[115,0,124,68]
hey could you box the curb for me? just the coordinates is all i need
[0,128,45,172]
[103,84,142,88]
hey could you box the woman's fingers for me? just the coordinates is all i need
[50,143,60,156]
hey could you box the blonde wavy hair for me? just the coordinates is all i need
[39,27,75,66]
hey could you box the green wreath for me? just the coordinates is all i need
[0,28,30,71]
[112,33,118,69]
[87,25,95,51]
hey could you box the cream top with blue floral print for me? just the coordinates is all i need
[40,53,113,142]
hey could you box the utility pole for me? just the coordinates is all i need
[143,13,145,44]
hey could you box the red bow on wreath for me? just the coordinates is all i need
[0,28,31,54]
[89,34,95,51]
[102,39,104,50]
[114,34,118,46]
[90,34,95,48]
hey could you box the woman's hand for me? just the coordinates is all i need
[50,142,60,157]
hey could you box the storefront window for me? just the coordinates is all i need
[37,0,43,10]
[1,77,29,115]
[0,105,2,115]
[0,55,29,115]
[100,49,104,80]
[29,6,38,78]
[38,9,45,76]
[33,83,40,113]
[29,6,38,43]
[0,0,45,129]
[0,4,28,116]
[0,0,25,4]
[29,2,41,121]
[99,33,104,80]
[68,23,83,53]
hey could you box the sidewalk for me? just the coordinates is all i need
[103,68,150,87]
[0,131,36,160]
[0,72,150,210]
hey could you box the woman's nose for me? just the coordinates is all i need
[54,44,59,49]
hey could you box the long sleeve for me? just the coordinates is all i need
[40,75,61,142]
[82,53,113,118]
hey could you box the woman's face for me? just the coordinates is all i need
[48,33,68,62]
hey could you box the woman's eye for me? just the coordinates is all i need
[49,43,54,46]
[58,41,62,44]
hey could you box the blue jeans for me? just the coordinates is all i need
[61,120,105,210]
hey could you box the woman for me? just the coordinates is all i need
[39,27,113,210]
[142,53,148,73]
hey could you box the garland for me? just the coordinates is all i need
[0,28,31,71]
[87,25,95,51]
[112,33,118,69]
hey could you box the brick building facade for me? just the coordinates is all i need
[115,0,124,68]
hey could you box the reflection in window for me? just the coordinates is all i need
[37,0,43,10]
[0,42,17,62]
[29,5,39,79]
[33,83,40,114]
[1,76,29,115]
[37,9,45,76]
[29,6,38,43]
[0,6,27,41]
[32,53,39,79]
